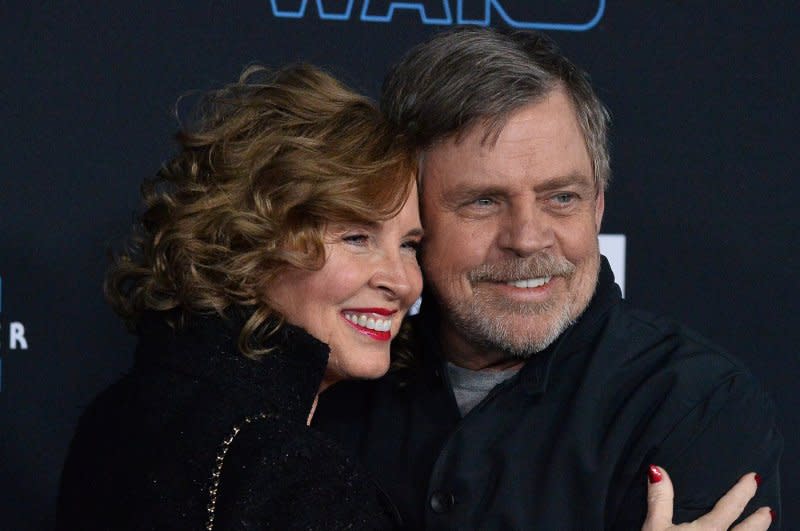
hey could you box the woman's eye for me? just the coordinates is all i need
[401,240,421,253]
[343,234,369,245]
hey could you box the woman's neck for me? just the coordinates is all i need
[306,395,319,426]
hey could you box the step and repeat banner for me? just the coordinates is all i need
[2,2,797,528]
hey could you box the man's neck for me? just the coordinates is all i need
[439,324,525,372]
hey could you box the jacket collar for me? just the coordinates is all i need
[135,310,330,424]
[416,255,622,396]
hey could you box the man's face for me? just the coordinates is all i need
[420,88,604,366]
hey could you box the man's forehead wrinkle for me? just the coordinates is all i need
[426,142,569,192]
[447,89,557,149]
[444,111,513,150]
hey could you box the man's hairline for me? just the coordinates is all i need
[414,93,602,193]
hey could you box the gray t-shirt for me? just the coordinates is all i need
[446,362,519,416]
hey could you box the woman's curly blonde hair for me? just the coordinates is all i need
[106,64,417,355]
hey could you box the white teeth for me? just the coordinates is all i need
[506,276,552,288]
[343,312,393,332]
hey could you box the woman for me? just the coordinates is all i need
[57,64,422,530]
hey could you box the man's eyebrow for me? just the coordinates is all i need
[441,173,594,200]
[441,185,508,204]
[534,173,595,191]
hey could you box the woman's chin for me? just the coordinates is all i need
[326,348,391,385]
[348,356,391,381]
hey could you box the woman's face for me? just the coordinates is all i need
[268,184,423,390]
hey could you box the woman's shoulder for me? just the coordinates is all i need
[212,413,400,529]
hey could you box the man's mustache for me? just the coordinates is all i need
[467,253,576,282]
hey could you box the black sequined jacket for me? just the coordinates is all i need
[57,312,399,530]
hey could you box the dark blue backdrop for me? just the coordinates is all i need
[1,2,797,529]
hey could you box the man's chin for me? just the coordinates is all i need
[450,306,575,358]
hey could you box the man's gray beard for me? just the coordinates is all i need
[445,292,577,358]
[438,253,584,358]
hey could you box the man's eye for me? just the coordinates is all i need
[473,197,495,207]
[552,193,575,204]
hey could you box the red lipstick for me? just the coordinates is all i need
[344,321,391,341]
[340,309,397,342]
[345,308,397,316]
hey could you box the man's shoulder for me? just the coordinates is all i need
[609,306,783,524]
[612,302,745,364]
[603,302,764,399]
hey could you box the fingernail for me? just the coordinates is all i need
[770,509,777,521]
[754,473,762,486]
[647,464,663,484]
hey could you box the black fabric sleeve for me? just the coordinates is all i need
[662,370,781,526]
[613,370,782,530]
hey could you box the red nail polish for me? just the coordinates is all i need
[770,509,777,521]
[648,464,663,484]
[754,473,762,486]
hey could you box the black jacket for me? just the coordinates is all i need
[315,258,782,530]
[57,313,399,530]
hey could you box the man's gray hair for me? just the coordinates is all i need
[381,26,611,189]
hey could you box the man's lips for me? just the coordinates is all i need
[477,275,555,288]
[503,276,552,288]
[478,276,559,299]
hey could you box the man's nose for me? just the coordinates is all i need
[498,203,555,257]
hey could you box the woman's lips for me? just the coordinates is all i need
[341,310,396,341]
[346,307,397,316]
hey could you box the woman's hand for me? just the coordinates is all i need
[643,465,774,531]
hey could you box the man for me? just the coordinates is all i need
[315,27,781,529]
